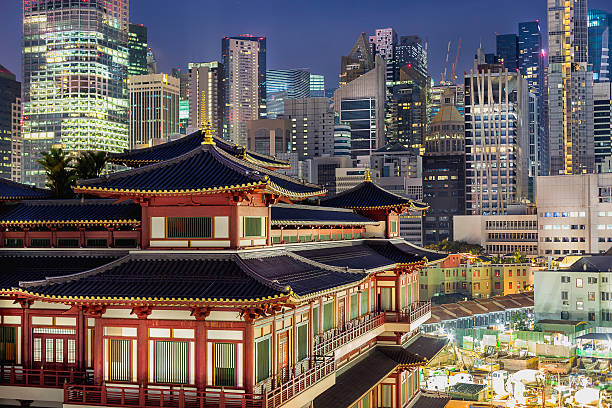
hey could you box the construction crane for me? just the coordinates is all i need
[451,38,462,84]
[441,40,451,84]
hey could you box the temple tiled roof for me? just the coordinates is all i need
[320,179,429,211]
[0,251,126,291]
[0,199,140,226]
[271,204,378,226]
[403,334,449,360]
[292,240,428,271]
[109,131,290,169]
[366,240,447,262]
[0,178,51,201]
[76,142,325,200]
[14,251,367,304]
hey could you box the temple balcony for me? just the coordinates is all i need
[313,312,386,358]
[384,301,432,334]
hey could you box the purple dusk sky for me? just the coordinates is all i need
[1,0,610,87]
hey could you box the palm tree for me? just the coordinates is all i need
[37,148,76,198]
[74,151,109,180]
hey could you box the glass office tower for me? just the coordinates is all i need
[128,23,148,76]
[309,74,325,97]
[22,0,129,186]
[588,9,611,82]
[496,34,519,71]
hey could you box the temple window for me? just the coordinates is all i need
[312,306,319,336]
[350,293,359,320]
[381,288,392,311]
[109,339,131,382]
[256,337,270,383]
[390,221,397,234]
[0,326,16,364]
[361,290,369,316]
[155,341,188,384]
[297,324,308,361]
[214,342,236,387]
[167,217,212,238]
[244,216,262,237]
[323,302,334,332]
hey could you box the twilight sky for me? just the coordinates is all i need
[1,0,610,87]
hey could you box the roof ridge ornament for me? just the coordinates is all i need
[364,167,372,182]
[201,120,216,146]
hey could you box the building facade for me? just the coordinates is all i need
[395,36,428,80]
[266,69,311,118]
[282,97,334,160]
[310,74,325,97]
[22,0,129,187]
[547,0,594,174]
[588,9,611,82]
[128,74,180,148]
[128,23,148,76]
[187,62,224,136]
[430,84,464,121]
[246,118,291,156]
[496,34,519,71]
[464,59,530,215]
[340,33,375,87]
[334,56,386,158]
[0,65,21,181]
[222,35,266,146]
[11,97,22,183]
[594,81,612,171]
[422,90,465,245]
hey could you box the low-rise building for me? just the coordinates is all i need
[420,254,534,300]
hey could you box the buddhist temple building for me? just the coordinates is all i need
[0,129,448,408]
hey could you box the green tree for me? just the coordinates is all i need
[512,251,528,264]
[426,239,484,255]
[510,311,530,331]
[37,148,76,198]
[74,151,108,180]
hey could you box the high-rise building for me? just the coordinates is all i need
[246,118,291,156]
[266,69,310,118]
[310,74,325,97]
[282,97,334,160]
[395,35,428,79]
[422,89,466,244]
[128,23,148,76]
[22,0,129,187]
[340,33,375,86]
[594,81,612,171]
[0,65,21,180]
[333,121,351,157]
[496,34,519,71]
[464,56,530,215]
[430,84,465,121]
[369,27,398,82]
[222,35,266,146]
[519,21,547,176]
[128,74,180,148]
[188,62,224,136]
[171,68,189,134]
[11,97,22,183]
[588,9,611,82]
[334,56,386,158]
[548,0,594,175]
[385,65,429,147]
[146,48,157,74]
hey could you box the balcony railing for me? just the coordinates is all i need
[313,312,385,356]
[0,366,92,388]
[399,301,431,323]
[265,356,334,408]
[64,384,266,408]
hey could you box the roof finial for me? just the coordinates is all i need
[201,120,216,145]
[364,167,372,182]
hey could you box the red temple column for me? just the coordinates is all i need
[137,319,148,385]
[395,272,401,321]
[21,305,30,368]
[244,321,255,394]
[94,317,103,384]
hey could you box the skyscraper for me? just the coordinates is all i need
[334,56,386,158]
[340,33,374,86]
[593,81,612,171]
[222,35,266,146]
[128,74,180,148]
[0,65,21,180]
[171,67,189,134]
[188,62,224,136]
[464,57,530,215]
[282,98,335,160]
[519,21,547,176]
[369,27,398,82]
[266,69,310,118]
[128,23,148,76]
[22,0,129,187]
[588,9,611,82]
[310,74,325,97]
[548,0,594,174]
[395,35,428,79]
[496,34,519,71]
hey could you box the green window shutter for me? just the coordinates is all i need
[30,238,51,247]
[167,217,212,238]
[408,283,413,305]
[350,294,359,320]
[256,339,270,383]
[391,221,397,233]
[58,238,79,248]
[272,236,281,244]
[0,327,15,364]
[361,394,370,407]
[244,217,262,237]
[401,286,406,309]
[381,288,392,311]
[323,303,334,332]
[110,339,131,382]
[214,343,235,386]
[155,341,188,384]
[312,307,319,337]
[402,378,407,405]
[361,290,369,316]
[297,324,308,361]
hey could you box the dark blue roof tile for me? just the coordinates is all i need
[320,180,428,211]
[0,178,52,201]
[271,204,377,225]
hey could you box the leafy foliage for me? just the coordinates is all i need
[37,148,76,198]
[426,239,484,254]
[74,151,109,180]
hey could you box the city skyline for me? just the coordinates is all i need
[1,0,610,87]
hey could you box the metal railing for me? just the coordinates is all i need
[0,366,92,388]
[399,301,431,323]
[313,312,385,356]
[64,384,266,408]
[265,356,334,408]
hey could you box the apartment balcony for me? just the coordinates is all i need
[313,312,386,357]
[385,301,432,333]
